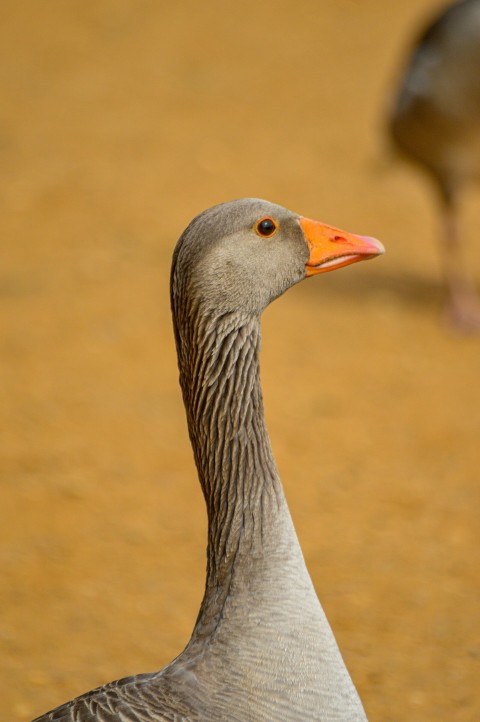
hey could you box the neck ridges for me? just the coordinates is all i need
[176,310,283,566]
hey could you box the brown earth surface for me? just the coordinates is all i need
[1,1,479,720]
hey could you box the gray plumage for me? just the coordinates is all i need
[388,0,480,329]
[32,199,380,721]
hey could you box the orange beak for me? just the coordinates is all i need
[300,217,385,277]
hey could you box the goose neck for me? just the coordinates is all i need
[176,310,286,563]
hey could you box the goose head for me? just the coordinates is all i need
[171,198,384,318]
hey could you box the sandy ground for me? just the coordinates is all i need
[1,1,479,720]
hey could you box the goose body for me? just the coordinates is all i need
[32,199,384,722]
[389,0,480,329]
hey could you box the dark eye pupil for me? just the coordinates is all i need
[258,218,276,235]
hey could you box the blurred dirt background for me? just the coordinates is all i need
[1,1,479,720]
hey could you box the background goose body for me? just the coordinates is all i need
[32,199,384,722]
[389,0,480,329]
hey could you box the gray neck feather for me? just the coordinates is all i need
[170,291,367,719]
[176,307,283,575]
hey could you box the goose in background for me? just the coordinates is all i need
[388,0,480,331]
[32,198,384,721]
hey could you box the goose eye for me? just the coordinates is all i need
[255,217,278,238]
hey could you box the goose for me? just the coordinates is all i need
[32,198,384,722]
[388,0,480,331]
